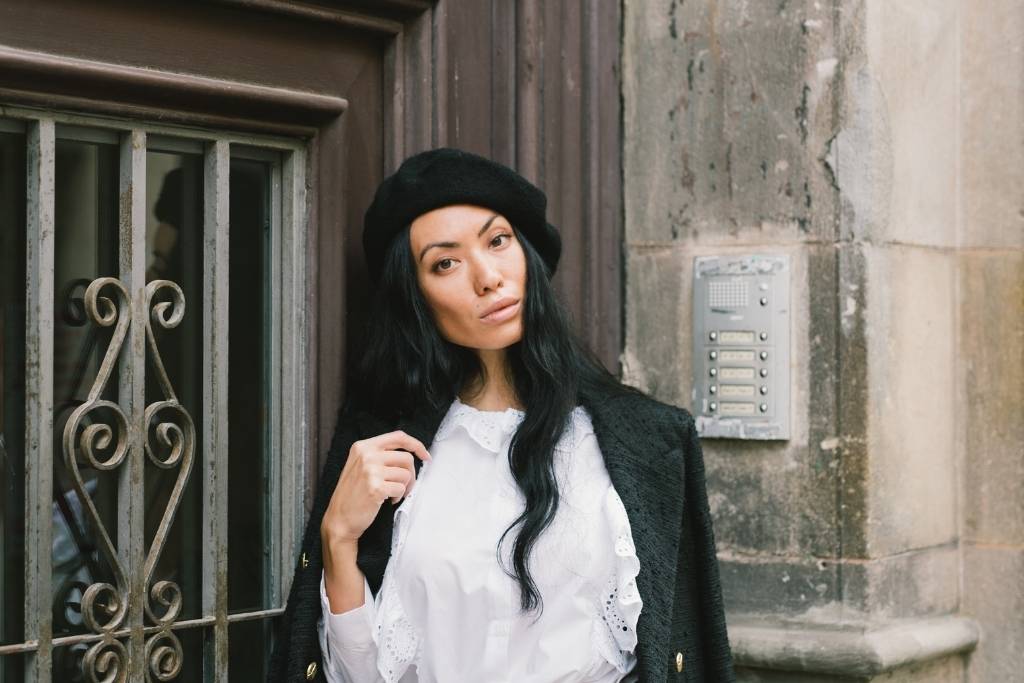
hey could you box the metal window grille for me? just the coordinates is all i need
[0,107,309,681]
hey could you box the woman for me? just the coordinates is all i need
[269,148,734,682]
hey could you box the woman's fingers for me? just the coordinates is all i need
[370,430,432,463]
[380,449,416,470]
[380,460,417,500]
[381,480,408,505]
[381,465,413,486]
[326,430,434,542]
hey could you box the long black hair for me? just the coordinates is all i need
[350,221,644,615]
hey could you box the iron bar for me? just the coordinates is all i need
[202,139,230,682]
[24,117,55,683]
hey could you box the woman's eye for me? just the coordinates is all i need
[432,234,509,272]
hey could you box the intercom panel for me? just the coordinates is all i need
[692,254,790,440]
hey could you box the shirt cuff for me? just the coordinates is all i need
[319,570,377,651]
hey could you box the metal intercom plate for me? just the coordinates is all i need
[692,254,790,439]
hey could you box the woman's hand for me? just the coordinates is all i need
[320,430,433,545]
[320,431,432,613]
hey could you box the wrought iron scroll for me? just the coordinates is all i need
[61,277,196,682]
[141,279,194,682]
[61,277,132,683]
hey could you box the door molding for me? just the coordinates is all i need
[0,45,346,137]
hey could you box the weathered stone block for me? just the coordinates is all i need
[731,615,976,681]
[841,545,960,620]
[736,668,862,683]
[864,245,957,556]
[621,247,688,408]
[858,0,958,248]
[737,655,967,683]
[960,251,1024,545]
[720,555,842,618]
[963,544,1024,682]
[622,0,840,246]
[871,656,965,682]
[836,243,871,559]
[722,544,957,622]
[961,0,1024,249]
[737,655,966,683]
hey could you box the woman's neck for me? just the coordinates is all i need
[459,385,523,412]
[460,348,524,412]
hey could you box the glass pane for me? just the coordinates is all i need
[0,129,26,653]
[229,618,272,681]
[52,642,91,682]
[227,157,271,614]
[0,652,24,683]
[174,626,204,682]
[51,138,120,639]
[144,151,204,623]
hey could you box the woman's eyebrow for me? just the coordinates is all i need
[418,214,500,262]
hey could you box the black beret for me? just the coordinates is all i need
[362,147,562,283]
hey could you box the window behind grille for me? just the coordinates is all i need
[0,112,308,682]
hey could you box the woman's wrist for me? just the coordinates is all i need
[323,533,360,560]
[321,518,361,547]
[321,534,366,614]
[321,525,360,573]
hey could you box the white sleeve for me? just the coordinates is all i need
[317,570,381,682]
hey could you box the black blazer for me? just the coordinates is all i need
[269,383,735,682]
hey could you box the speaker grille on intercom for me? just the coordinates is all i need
[708,277,748,309]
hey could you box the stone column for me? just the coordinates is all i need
[621,1,1020,680]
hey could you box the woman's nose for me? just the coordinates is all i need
[474,259,503,294]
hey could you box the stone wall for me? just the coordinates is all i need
[958,1,1024,681]
[621,1,1022,680]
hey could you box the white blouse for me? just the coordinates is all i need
[316,397,643,683]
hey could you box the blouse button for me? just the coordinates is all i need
[675,651,684,672]
[306,661,318,679]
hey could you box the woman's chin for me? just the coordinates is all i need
[461,328,523,351]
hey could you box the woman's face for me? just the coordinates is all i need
[409,204,526,351]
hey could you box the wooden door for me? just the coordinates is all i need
[0,1,622,679]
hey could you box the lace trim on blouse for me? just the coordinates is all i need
[593,486,644,672]
[372,398,643,680]
[372,494,419,682]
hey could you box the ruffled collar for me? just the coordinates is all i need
[433,397,526,453]
[432,397,594,455]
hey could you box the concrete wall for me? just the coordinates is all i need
[622,0,1022,679]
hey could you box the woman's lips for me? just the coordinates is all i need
[480,300,520,323]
